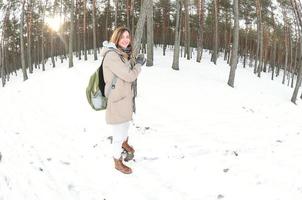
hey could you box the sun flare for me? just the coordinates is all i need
[45,15,63,32]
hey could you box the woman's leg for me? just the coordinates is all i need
[112,121,130,159]
[111,121,132,174]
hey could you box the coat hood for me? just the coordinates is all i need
[100,41,118,57]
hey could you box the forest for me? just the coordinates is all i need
[0,0,302,104]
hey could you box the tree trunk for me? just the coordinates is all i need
[76,0,81,60]
[271,41,277,80]
[290,0,302,103]
[105,0,110,40]
[172,0,182,70]
[184,0,190,60]
[224,9,229,61]
[50,5,56,67]
[146,0,154,66]
[92,0,98,60]
[254,0,261,74]
[131,0,135,35]
[69,0,74,68]
[257,28,264,76]
[196,0,204,62]
[228,0,239,87]
[127,0,131,28]
[27,0,33,73]
[255,0,263,77]
[1,5,11,86]
[132,0,149,57]
[211,0,218,64]
[114,0,118,28]
[20,0,28,81]
[282,8,289,84]
[243,22,248,68]
[60,0,64,63]
[83,0,87,60]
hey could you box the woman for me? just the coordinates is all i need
[100,27,146,174]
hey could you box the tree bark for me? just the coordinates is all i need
[146,0,154,66]
[228,0,239,87]
[282,7,289,84]
[196,0,204,62]
[83,0,87,60]
[172,0,182,70]
[20,0,28,81]
[92,0,98,60]
[211,0,218,64]
[1,4,11,86]
[127,0,131,28]
[131,0,135,35]
[132,0,149,57]
[27,0,33,73]
[290,0,302,103]
[114,0,118,28]
[184,0,190,60]
[69,0,74,68]
[50,3,56,67]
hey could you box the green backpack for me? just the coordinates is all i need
[86,49,118,111]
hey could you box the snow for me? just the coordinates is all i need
[0,47,302,200]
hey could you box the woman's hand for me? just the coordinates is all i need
[135,54,146,65]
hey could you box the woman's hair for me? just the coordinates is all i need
[110,26,132,49]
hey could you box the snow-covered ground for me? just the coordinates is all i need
[0,48,302,200]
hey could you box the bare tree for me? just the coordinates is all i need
[184,0,190,59]
[1,3,12,86]
[20,0,28,81]
[146,0,154,66]
[27,0,33,73]
[172,0,182,70]
[254,0,262,75]
[290,0,302,104]
[132,0,149,57]
[69,0,74,68]
[127,0,131,28]
[131,0,135,34]
[211,0,218,64]
[196,0,205,62]
[50,2,56,67]
[114,0,118,28]
[228,0,239,87]
[282,4,289,84]
[92,0,97,60]
[83,0,87,60]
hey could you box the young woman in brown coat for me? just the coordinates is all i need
[100,27,146,174]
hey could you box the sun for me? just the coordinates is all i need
[45,15,63,32]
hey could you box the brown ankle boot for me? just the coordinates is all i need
[122,137,135,153]
[113,158,132,174]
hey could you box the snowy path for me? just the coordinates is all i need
[1,48,302,200]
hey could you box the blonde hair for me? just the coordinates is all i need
[110,26,132,49]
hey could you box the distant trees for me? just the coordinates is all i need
[0,0,301,103]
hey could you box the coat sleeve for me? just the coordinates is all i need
[104,51,141,82]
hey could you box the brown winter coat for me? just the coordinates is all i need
[101,47,141,124]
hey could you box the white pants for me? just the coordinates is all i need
[111,121,130,159]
